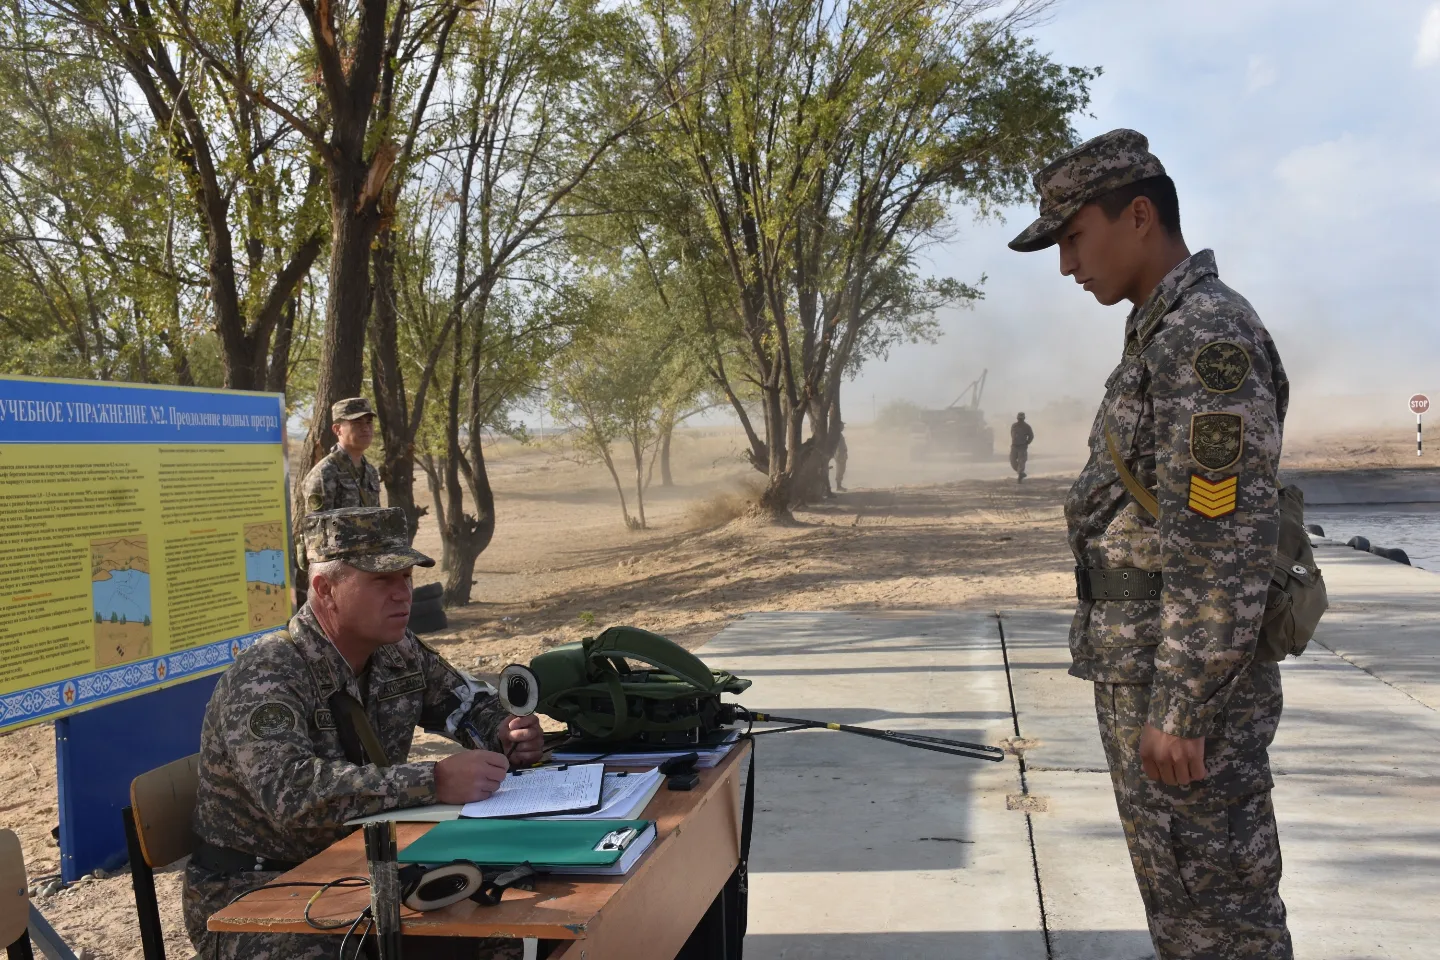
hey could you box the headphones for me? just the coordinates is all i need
[398,860,537,911]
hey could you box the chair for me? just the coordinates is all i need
[123,753,201,960]
[0,829,34,960]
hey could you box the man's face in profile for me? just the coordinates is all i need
[1056,202,1145,307]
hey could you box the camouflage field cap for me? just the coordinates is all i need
[302,507,435,573]
[1008,129,1167,253]
[332,397,376,421]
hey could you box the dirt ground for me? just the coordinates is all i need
[0,419,1414,957]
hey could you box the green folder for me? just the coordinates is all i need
[398,818,656,875]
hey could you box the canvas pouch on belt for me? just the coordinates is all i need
[1103,425,1328,661]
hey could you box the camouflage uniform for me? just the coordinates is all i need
[1011,130,1293,959]
[1009,416,1034,479]
[833,430,848,490]
[296,398,383,577]
[184,508,520,959]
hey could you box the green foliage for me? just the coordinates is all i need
[578,611,597,628]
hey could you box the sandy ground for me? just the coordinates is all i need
[0,419,1419,957]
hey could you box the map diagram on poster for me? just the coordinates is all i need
[91,536,152,667]
[0,376,291,732]
[244,522,288,631]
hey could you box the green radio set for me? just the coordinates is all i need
[496,625,1005,762]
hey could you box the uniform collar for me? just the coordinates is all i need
[1123,248,1218,350]
[328,443,368,469]
[288,605,408,702]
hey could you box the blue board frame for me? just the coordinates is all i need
[55,674,220,881]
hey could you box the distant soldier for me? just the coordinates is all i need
[832,421,849,492]
[1009,413,1034,482]
[1010,129,1292,958]
[295,398,383,597]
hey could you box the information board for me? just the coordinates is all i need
[0,376,290,733]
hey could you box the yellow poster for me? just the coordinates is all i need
[0,376,290,732]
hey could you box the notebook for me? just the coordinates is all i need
[537,768,664,821]
[398,818,657,876]
[459,763,605,818]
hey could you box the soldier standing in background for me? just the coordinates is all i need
[832,420,849,492]
[1009,129,1292,958]
[1009,412,1034,482]
[294,397,384,605]
[185,507,541,959]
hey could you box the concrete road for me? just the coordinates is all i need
[701,547,1440,959]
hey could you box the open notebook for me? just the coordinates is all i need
[346,766,661,826]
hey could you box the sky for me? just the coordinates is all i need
[850,0,1440,436]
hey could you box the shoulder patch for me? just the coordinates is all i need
[1192,341,1251,393]
[1188,474,1238,518]
[1190,412,1244,470]
[248,702,297,739]
[314,707,336,730]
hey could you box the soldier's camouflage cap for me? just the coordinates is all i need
[1008,129,1166,253]
[332,397,375,421]
[302,507,435,573]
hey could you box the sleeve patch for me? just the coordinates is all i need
[1188,474,1238,518]
[1190,412,1244,470]
[1192,341,1252,393]
[248,702,297,739]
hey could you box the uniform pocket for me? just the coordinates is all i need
[1168,793,1281,916]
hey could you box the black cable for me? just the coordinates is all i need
[339,909,374,960]
[302,876,374,930]
[739,708,1005,762]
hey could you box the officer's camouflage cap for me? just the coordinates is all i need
[332,397,376,421]
[302,507,434,572]
[1009,129,1166,253]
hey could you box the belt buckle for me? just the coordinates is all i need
[1074,566,1093,603]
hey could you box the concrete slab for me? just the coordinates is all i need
[702,611,1046,959]
[698,548,1440,959]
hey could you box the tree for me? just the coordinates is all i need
[625,0,1093,513]
[405,0,660,605]
[550,280,683,529]
[41,0,327,392]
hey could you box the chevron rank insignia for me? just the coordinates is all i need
[1188,474,1238,518]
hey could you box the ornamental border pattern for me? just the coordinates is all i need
[0,629,268,729]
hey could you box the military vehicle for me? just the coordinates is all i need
[911,369,994,459]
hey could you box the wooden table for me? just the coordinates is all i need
[210,742,749,960]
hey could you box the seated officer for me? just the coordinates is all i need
[183,507,542,959]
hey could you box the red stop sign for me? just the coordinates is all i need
[1411,394,1431,415]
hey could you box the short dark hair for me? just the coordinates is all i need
[1093,175,1181,236]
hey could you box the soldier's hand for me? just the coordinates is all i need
[434,749,510,803]
[502,714,544,767]
[1140,724,1207,786]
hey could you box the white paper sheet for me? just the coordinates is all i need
[459,763,605,818]
[539,768,664,820]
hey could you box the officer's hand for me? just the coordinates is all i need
[434,749,510,803]
[502,714,544,767]
[1140,725,1207,786]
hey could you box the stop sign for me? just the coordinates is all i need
[1411,394,1431,415]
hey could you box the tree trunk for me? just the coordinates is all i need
[419,453,452,572]
[599,444,633,529]
[304,176,380,466]
[369,223,425,541]
[659,416,675,488]
[265,296,298,395]
[631,435,647,530]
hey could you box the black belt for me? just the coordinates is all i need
[1075,566,1162,602]
[191,841,301,875]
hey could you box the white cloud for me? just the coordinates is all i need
[1246,55,1278,93]
[1273,133,1440,216]
[1416,3,1440,67]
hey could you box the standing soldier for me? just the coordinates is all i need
[294,398,384,603]
[1009,129,1292,958]
[1009,412,1034,482]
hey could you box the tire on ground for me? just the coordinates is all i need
[408,605,449,635]
[1346,536,1371,551]
[410,595,444,617]
[1304,523,1325,537]
[1370,545,1411,566]
[413,582,444,602]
